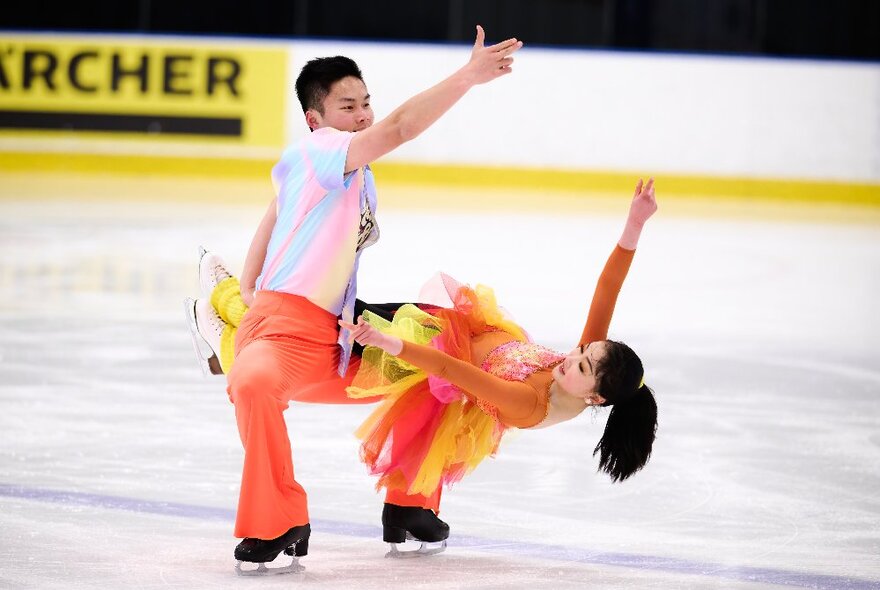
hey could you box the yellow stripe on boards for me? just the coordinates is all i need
[0,151,274,177]
[370,162,880,207]
[1,153,878,221]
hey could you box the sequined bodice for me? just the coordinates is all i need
[481,341,563,382]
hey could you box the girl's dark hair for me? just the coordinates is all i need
[591,340,658,483]
[295,56,364,114]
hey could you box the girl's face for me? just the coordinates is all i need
[552,341,608,406]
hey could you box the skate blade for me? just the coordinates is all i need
[235,557,304,576]
[183,298,219,377]
[385,538,447,558]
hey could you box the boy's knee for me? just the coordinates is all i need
[228,363,283,406]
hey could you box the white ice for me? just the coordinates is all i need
[0,179,878,589]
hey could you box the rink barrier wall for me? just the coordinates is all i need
[282,39,880,186]
[1,151,878,206]
[1,32,879,206]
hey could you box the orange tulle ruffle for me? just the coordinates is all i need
[347,274,528,497]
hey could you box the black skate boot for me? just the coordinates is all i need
[382,503,448,558]
[234,523,310,576]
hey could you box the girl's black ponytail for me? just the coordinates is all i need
[592,341,658,482]
[593,383,657,482]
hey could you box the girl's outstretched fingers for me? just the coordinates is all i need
[339,316,367,344]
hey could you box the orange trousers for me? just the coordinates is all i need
[227,291,441,540]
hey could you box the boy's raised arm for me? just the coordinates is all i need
[344,26,522,173]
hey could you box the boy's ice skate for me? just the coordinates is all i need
[198,246,232,297]
[234,524,310,576]
[382,504,448,558]
[183,297,224,376]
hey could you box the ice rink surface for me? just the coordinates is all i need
[1,175,879,589]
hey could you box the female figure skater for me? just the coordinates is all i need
[339,178,659,548]
[189,178,658,552]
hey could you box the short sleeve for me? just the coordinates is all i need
[270,146,295,196]
[305,128,355,191]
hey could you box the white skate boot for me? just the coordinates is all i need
[198,246,233,297]
[184,297,225,376]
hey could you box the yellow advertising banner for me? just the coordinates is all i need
[0,34,287,149]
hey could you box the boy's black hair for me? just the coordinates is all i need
[295,56,364,114]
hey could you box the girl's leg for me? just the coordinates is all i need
[211,276,245,373]
[197,250,247,373]
[386,487,441,513]
[212,276,248,327]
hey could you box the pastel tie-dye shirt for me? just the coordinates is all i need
[256,127,379,374]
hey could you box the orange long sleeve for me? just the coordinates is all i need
[396,341,543,425]
[580,244,634,346]
[394,244,635,428]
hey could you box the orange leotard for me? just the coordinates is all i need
[395,245,635,428]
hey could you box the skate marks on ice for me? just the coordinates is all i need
[1,483,878,590]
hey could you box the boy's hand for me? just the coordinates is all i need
[464,25,523,85]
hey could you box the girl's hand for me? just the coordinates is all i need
[618,178,658,250]
[339,316,404,355]
[628,178,658,227]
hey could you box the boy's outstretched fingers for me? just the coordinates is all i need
[474,24,485,48]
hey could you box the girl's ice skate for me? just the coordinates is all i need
[382,504,448,558]
[197,246,232,297]
[183,297,224,376]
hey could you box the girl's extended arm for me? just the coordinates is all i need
[579,179,657,346]
[340,318,540,422]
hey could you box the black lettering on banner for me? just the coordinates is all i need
[111,53,148,93]
[2,44,253,136]
[207,57,241,97]
[164,55,193,95]
[0,46,11,89]
[0,109,242,136]
[23,50,58,90]
[68,51,99,93]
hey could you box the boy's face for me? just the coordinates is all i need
[306,76,374,132]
